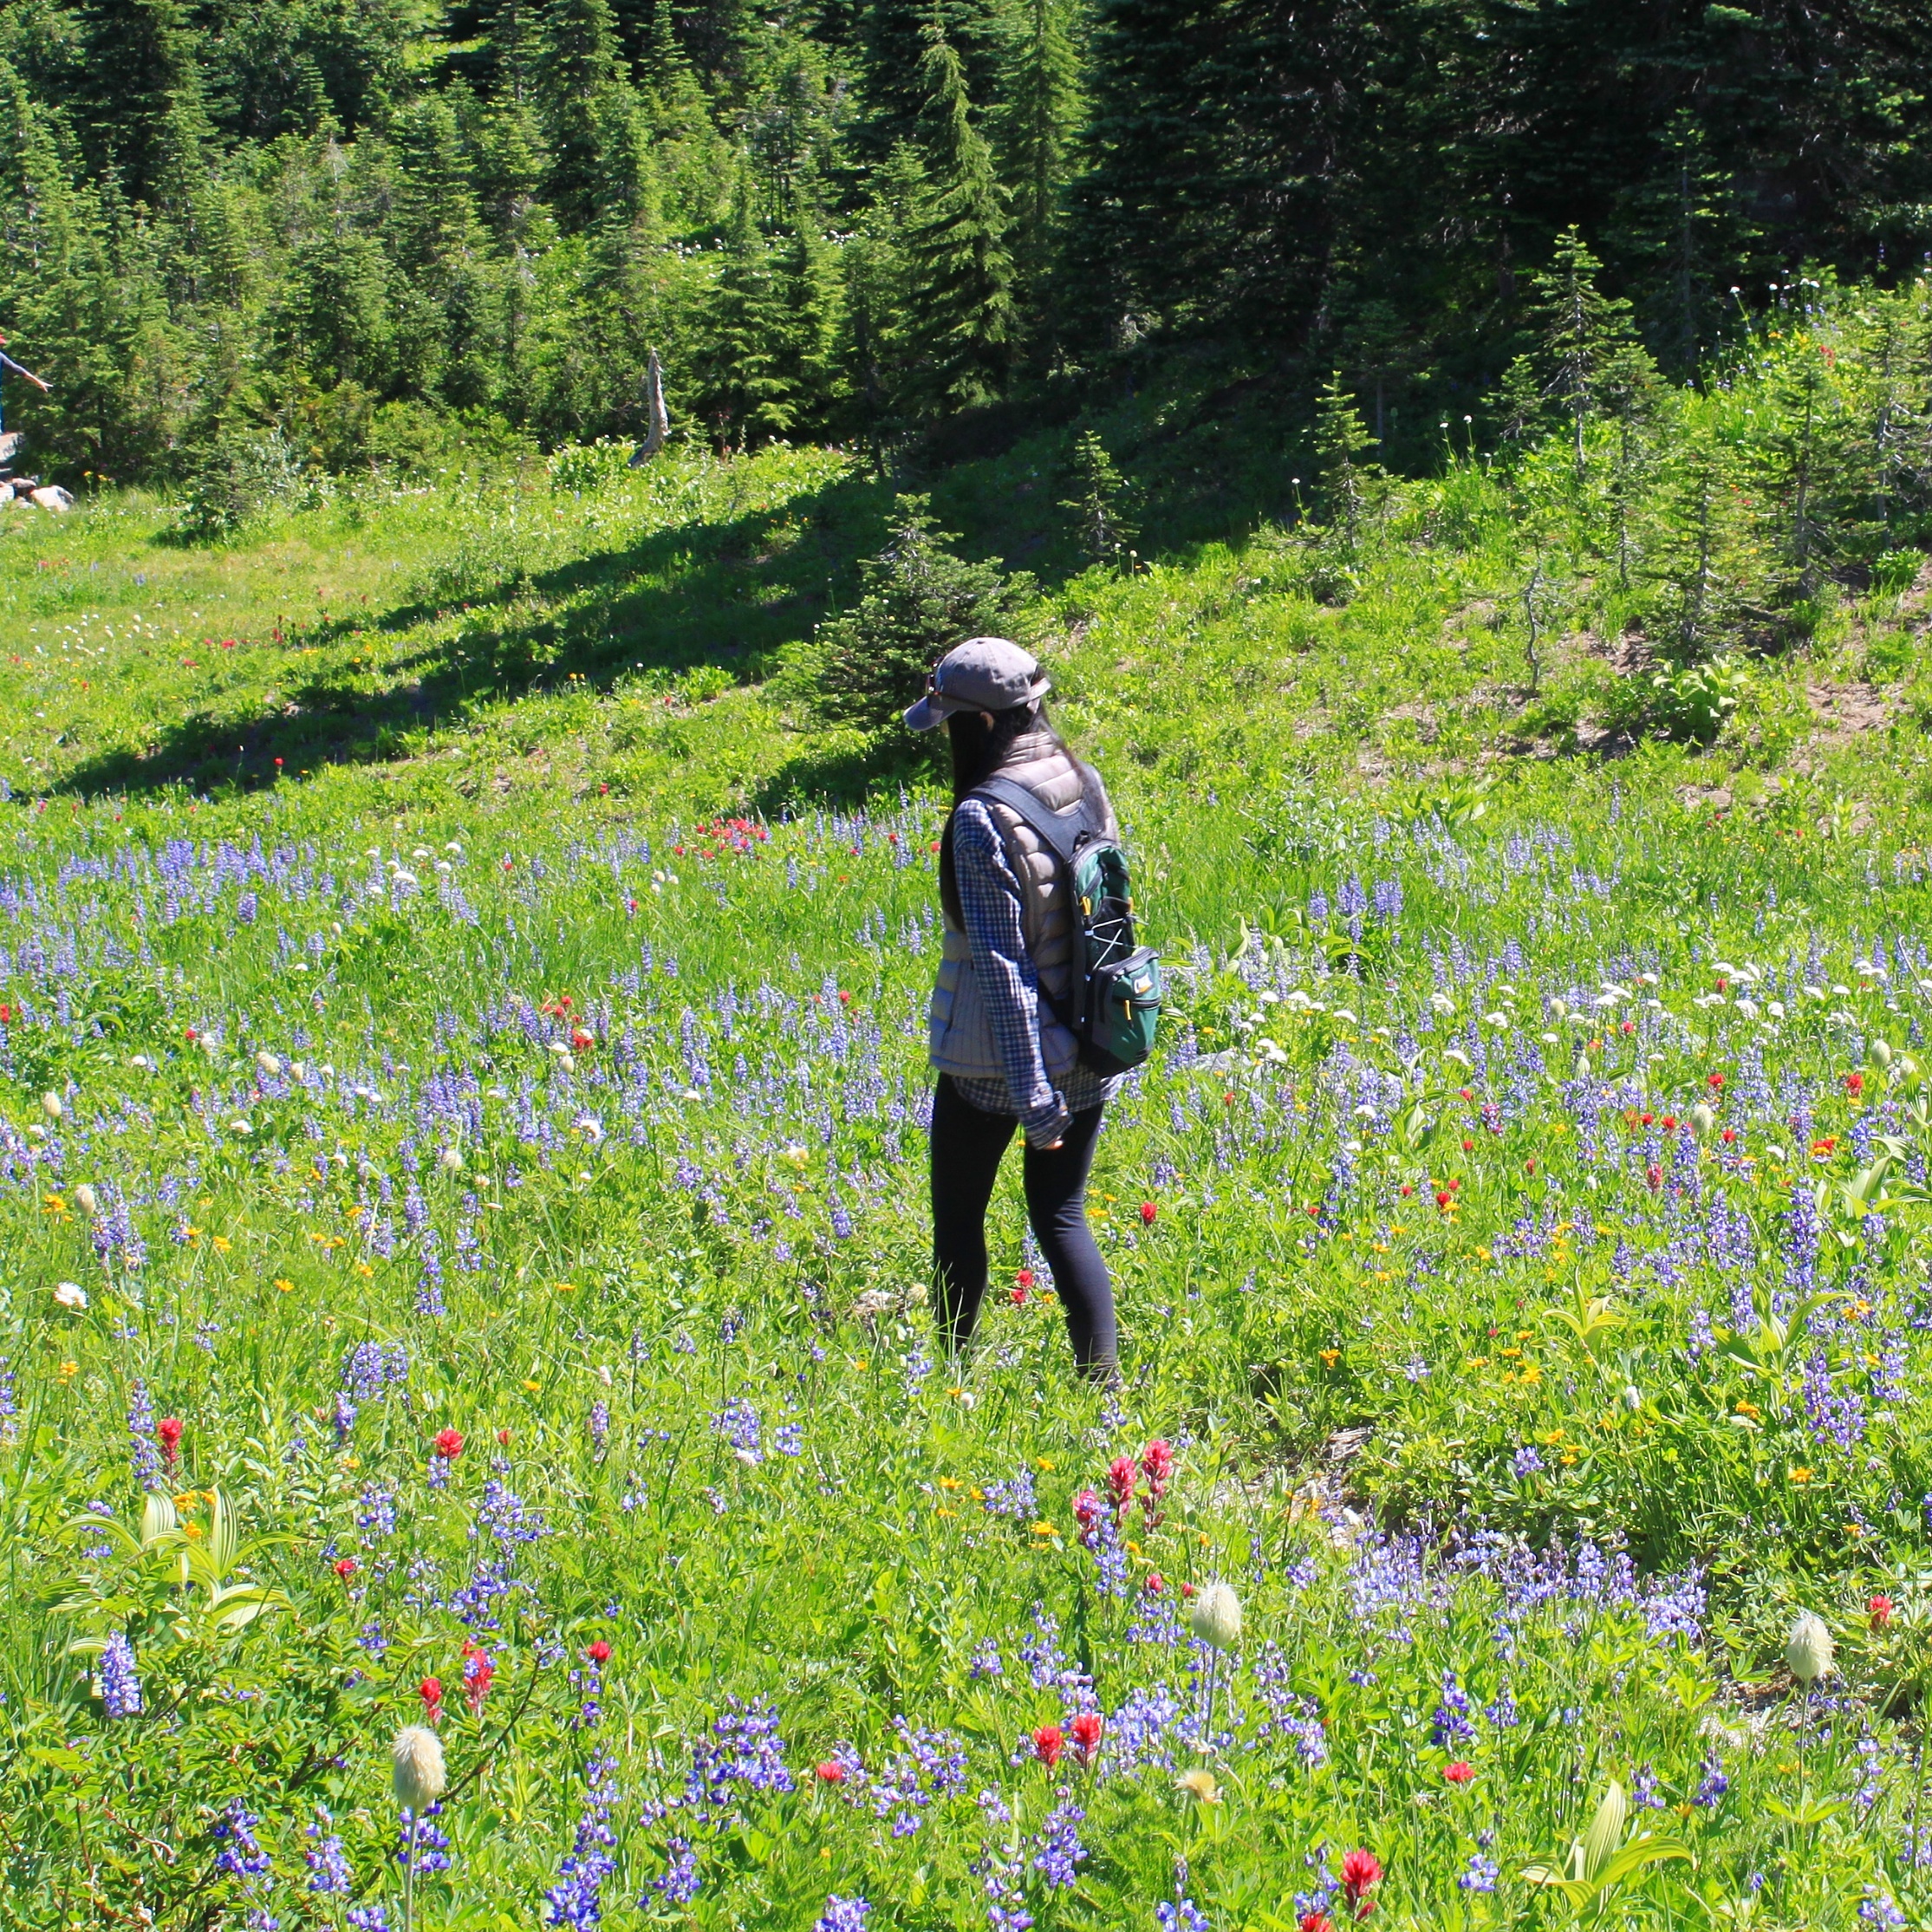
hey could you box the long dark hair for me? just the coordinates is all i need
[938,699,1072,925]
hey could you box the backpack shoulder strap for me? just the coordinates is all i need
[971,773,1096,867]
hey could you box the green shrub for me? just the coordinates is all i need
[175,428,309,541]
[784,494,1036,732]
[547,438,641,493]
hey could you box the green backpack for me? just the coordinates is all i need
[974,771,1163,1076]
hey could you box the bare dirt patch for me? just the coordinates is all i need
[1805,680,1892,741]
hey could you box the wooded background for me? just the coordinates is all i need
[1,0,1928,481]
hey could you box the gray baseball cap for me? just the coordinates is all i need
[902,637,1051,732]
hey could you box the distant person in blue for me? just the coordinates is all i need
[0,333,50,438]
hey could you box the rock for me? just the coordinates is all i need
[30,485,73,512]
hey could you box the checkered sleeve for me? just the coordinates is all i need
[952,799,1071,1147]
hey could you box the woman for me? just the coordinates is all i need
[903,636,1122,1382]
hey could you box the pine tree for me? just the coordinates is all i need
[475,93,551,243]
[1312,370,1377,551]
[1000,0,1080,342]
[1757,330,1861,607]
[537,0,626,226]
[792,493,1036,730]
[855,0,1008,162]
[693,174,799,447]
[72,0,210,205]
[1645,439,1760,663]
[1528,226,1636,485]
[1336,297,1420,456]
[903,16,1012,413]
[392,97,485,286]
[390,97,496,407]
[1060,428,1135,569]
[835,142,923,466]
[767,187,840,439]
[1597,340,1662,592]
[275,143,396,403]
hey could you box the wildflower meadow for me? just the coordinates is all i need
[8,747,1932,1930]
[10,301,1932,1923]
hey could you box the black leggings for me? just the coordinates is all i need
[929,1074,1116,1376]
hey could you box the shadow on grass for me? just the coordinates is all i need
[53,466,909,803]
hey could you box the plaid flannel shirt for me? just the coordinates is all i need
[946,797,1115,1146]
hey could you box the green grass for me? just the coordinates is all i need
[5,392,1932,1928]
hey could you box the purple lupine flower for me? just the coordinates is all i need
[683,1699,797,1825]
[305,1809,352,1893]
[1457,1853,1499,1893]
[813,1899,872,1932]
[474,1469,546,1549]
[1785,1182,1820,1298]
[1511,1444,1544,1477]
[1105,1684,1183,1775]
[395,1807,452,1873]
[214,1800,271,1878]
[967,1638,1004,1681]
[543,1753,618,1929]
[589,1402,608,1455]
[100,1630,142,1718]
[0,1356,16,1444]
[1694,1750,1729,1806]
[356,1486,397,1542]
[712,1398,761,1463]
[982,1469,1038,1521]
[1155,1900,1209,1932]
[650,1838,699,1906]
[127,1381,162,1491]
[1032,1789,1087,1887]
[1430,1670,1475,1746]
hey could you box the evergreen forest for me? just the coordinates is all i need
[2,0,1931,487]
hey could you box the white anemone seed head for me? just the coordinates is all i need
[53,1279,88,1310]
[1189,1580,1243,1651]
[1688,1103,1717,1139]
[392,1724,447,1812]
[256,1051,282,1077]
[40,1090,62,1120]
[72,1183,98,1218]
[1786,1610,1834,1685]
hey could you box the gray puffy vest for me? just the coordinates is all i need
[927,731,1119,1083]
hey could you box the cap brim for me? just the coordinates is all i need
[902,692,959,732]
